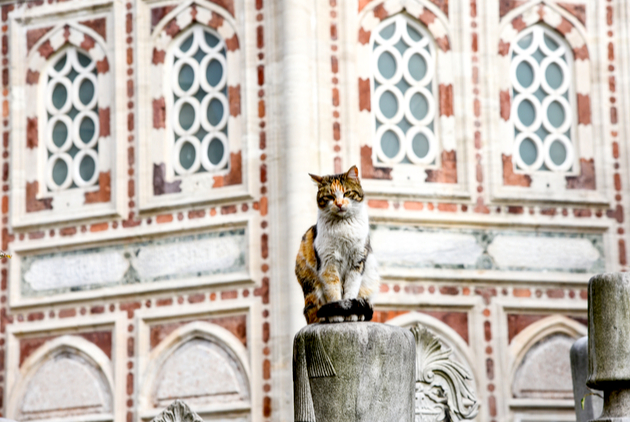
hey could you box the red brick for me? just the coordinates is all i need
[188,209,205,219]
[152,48,165,64]
[566,158,596,190]
[254,277,269,304]
[212,151,242,188]
[90,222,108,232]
[26,26,53,52]
[437,203,457,212]
[425,150,457,184]
[439,84,453,117]
[225,33,239,51]
[358,78,370,112]
[28,231,45,240]
[221,205,237,215]
[507,314,547,343]
[439,286,459,295]
[263,396,272,417]
[260,163,267,183]
[221,290,238,300]
[60,227,77,236]
[120,301,141,318]
[84,171,111,204]
[263,359,271,379]
[498,39,510,56]
[499,90,511,121]
[59,308,76,318]
[358,27,370,45]
[502,154,531,187]
[156,214,173,224]
[415,8,435,27]
[229,85,241,117]
[404,201,423,210]
[488,395,497,417]
[607,205,624,223]
[577,94,591,125]
[261,234,269,259]
[361,145,392,180]
[484,321,492,341]
[574,208,592,218]
[263,321,270,343]
[367,199,388,209]
[150,315,247,349]
[547,288,565,299]
[127,373,134,395]
[127,337,134,357]
[513,288,531,298]
[156,298,173,307]
[90,305,105,314]
[486,358,494,379]
[256,25,264,48]
[188,293,205,304]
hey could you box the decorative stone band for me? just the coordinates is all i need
[23,22,112,212]
[149,2,243,198]
[356,0,457,185]
[151,400,203,422]
[497,3,594,190]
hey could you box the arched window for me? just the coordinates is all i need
[45,47,100,191]
[371,14,437,166]
[510,24,574,174]
[169,25,229,176]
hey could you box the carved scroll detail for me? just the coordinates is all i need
[410,324,479,422]
[151,400,203,422]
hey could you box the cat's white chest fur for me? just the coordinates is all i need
[314,204,369,282]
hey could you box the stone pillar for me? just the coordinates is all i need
[293,322,416,422]
[587,273,630,422]
[571,336,603,422]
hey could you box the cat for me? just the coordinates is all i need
[295,165,379,324]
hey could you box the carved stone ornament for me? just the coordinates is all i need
[151,400,203,422]
[410,324,479,422]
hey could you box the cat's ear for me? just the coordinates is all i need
[309,173,323,184]
[346,165,359,181]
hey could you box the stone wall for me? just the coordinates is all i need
[0,0,628,422]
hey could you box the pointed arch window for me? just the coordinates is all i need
[169,25,229,176]
[510,24,575,173]
[44,47,100,191]
[371,14,437,166]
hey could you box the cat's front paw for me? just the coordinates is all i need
[326,315,345,323]
[345,314,359,322]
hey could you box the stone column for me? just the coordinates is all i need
[571,336,602,422]
[293,322,416,422]
[587,273,630,422]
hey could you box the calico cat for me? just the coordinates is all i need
[295,165,379,324]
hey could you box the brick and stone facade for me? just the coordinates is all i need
[0,0,627,421]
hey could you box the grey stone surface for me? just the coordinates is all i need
[151,400,203,422]
[587,273,630,422]
[570,336,602,422]
[293,322,415,422]
[411,324,478,421]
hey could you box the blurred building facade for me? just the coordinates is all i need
[0,0,626,421]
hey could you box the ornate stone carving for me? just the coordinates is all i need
[151,400,203,422]
[410,324,479,422]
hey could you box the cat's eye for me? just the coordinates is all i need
[344,191,353,198]
[323,195,335,202]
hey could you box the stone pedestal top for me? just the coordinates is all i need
[293,322,415,422]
